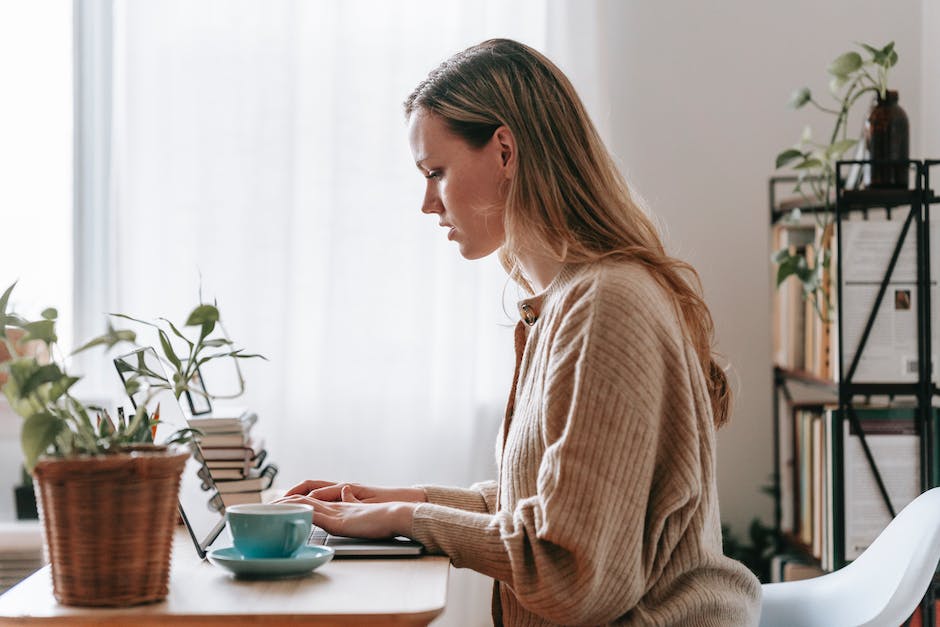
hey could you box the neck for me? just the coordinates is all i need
[517,254,565,293]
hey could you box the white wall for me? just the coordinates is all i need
[589,0,925,536]
[924,0,940,158]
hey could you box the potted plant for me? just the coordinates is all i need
[0,281,196,607]
[773,41,899,319]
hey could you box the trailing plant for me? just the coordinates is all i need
[0,282,194,471]
[773,41,898,321]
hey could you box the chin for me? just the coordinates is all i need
[459,245,498,261]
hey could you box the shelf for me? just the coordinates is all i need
[774,368,934,398]
[773,366,837,392]
[839,188,925,210]
[842,382,923,397]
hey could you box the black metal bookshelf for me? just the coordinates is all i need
[770,159,939,625]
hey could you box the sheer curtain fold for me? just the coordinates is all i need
[94,0,567,491]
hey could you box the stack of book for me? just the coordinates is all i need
[779,403,932,571]
[189,409,277,508]
[0,521,45,595]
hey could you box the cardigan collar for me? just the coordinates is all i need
[515,263,584,326]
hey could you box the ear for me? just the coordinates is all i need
[492,126,516,179]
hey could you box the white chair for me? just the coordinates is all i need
[760,487,940,627]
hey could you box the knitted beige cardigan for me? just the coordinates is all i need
[412,260,761,626]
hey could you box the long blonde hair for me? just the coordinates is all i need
[405,39,731,428]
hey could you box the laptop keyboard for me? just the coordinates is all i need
[307,525,330,546]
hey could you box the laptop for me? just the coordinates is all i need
[113,347,423,559]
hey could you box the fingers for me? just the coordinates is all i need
[310,484,346,501]
[341,485,361,503]
[274,494,340,517]
[284,479,337,497]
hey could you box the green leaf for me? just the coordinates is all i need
[827,51,862,77]
[47,376,80,403]
[158,317,194,350]
[829,74,849,95]
[3,377,35,419]
[21,364,64,396]
[771,248,792,265]
[185,305,220,327]
[109,312,158,328]
[125,406,150,443]
[776,253,806,287]
[859,43,880,57]
[230,352,266,360]
[21,412,64,472]
[794,158,824,170]
[9,359,41,388]
[202,338,232,348]
[40,308,57,320]
[66,397,99,451]
[22,320,56,345]
[159,329,182,372]
[163,427,201,447]
[72,322,137,355]
[97,410,116,438]
[123,377,141,399]
[787,87,811,109]
[886,49,898,68]
[826,139,859,159]
[775,149,804,169]
[0,282,16,323]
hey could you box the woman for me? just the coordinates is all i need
[279,38,761,626]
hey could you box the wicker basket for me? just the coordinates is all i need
[32,449,188,607]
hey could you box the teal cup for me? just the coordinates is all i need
[226,503,313,559]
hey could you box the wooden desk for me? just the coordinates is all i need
[0,529,450,625]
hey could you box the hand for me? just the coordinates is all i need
[284,479,427,504]
[275,488,418,540]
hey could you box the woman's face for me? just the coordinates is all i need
[407,109,511,260]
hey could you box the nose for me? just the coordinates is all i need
[421,182,441,215]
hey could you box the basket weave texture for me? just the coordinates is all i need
[33,450,188,607]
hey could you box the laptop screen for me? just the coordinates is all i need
[114,347,225,558]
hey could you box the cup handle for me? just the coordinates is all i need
[285,520,307,556]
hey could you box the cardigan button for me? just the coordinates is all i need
[519,303,538,326]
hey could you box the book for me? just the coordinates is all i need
[772,222,815,371]
[811,413,824,560]
[205,449,268,475]
[839,218,940,383]
[840,408,923,561]
[197,432,248,448]
[803,242,817,374]
[199,437,266,461]
[814,223,835,380]
[214,465,278,494]
[188,410,257,433]
[207,468,244,480]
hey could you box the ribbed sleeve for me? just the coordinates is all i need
[416,480,496,514]
[409,261,760,626]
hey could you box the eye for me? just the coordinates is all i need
[424,170,441,180]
